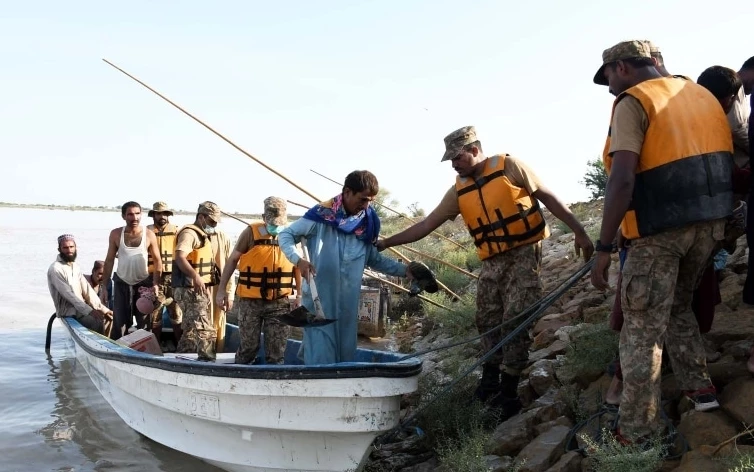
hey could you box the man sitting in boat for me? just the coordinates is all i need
[217,197,302,365]
[84,260,105,299]
[101,201,163,340]
[47,234,113,336]
[146,201,183,345]
[279,171,415,364]
[173,201,222,362]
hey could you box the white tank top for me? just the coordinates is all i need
[116,227,149,285]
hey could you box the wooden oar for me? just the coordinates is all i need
[310,169,468,250]
[102,59,323,203]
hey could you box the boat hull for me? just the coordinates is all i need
[60,318,421,472]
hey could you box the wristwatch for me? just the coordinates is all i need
[595,240,615,253]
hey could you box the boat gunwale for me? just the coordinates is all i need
[60,317,423,380]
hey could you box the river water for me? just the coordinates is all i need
[0,207,243,472]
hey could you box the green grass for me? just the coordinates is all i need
[436,426,491,472]
[421,292,478,338]
[720,452,754,472]
[561,323,619,384]
[580,429,666,472]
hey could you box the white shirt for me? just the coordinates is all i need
[728,86,751,168]
[47,255,108,318]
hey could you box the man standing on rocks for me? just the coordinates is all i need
[377,126,594,418]
[591,40,734,443]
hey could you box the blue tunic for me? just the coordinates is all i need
[279,218,406,364]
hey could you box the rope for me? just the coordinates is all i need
[377,259,595,444]
[401,259,594,360]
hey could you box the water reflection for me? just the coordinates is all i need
[35,343,223,472]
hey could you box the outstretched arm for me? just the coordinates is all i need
[377,210,446,251]
[533,186,594,262]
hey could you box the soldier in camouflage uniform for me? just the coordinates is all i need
[217,197,302,364]
[173,202,223,361]
[592,40,734,442]
[378,126,594,417]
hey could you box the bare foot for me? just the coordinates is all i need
[605,376,623,405]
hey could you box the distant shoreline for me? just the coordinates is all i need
[0,202,303,220]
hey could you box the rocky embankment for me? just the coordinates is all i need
[369,200,754,472]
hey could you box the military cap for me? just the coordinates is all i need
[593,40,652,85]
[197,201,222,222]
[263,196,287,226]
[147,201,174,217]
[441,126,478,162]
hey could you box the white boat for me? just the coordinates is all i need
[56,316,422,472]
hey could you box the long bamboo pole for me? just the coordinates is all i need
[220,210,253,225]
[310,169,468,250]
[103,60,478,301]
[102,59,322,203]
[380,246,463,300]
[363,269,453,311]
[286,200,310,211]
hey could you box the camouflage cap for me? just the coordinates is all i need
[147,201,173,217]
[643,40,661,56]
[263,196,287,226]
[197,201,222,223]
[441,126,478,162]
[593,40,652,86]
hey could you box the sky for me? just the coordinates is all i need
[0,0,751,216]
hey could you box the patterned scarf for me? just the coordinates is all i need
[303,194,381,243]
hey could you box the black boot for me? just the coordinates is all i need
[489,372,522,419]
[474,364,500,402]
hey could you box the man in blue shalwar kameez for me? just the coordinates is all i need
[279,170,413,365]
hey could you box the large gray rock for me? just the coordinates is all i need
[544,451,581,472]
[515,425,571,472]
[720,377,754,427]
[486,407,540,457]
[677,410,740,450]
[528,359,557,397]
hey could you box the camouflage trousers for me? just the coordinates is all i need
[619,219,724,440]
[150,274,182,329]
[477,242,543,374]
[174,287,216,361]
[235,297,291,365]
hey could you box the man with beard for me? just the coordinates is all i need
[146,201,182,344]
[102,201,163,340]
[47,234,113,335]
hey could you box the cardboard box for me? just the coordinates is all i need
[115,329,163,356]
[357,286,386,338]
